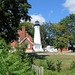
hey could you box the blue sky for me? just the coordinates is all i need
[27,0,75,24]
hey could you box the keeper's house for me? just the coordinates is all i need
[11,26,33,52]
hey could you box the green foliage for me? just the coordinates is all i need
[0,0,31,43]
[66,70,75,75]
[40,22,54,48]
[0,39,10,75]
[46,59,62,72]
[0,40,34,75]
[51,24,70,51]
[72,27,75,45]
[56,60,62,72]
[54,39,67,52]
[59,14,75,32]
[59,14,75,50]
[46,60,55,71]
[0,1,33,74]
[33,55,75,75]
[39,60,47,69]
[70,61,75,70]
[0,38,10,57]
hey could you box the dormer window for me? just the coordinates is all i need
[18,37,20,42]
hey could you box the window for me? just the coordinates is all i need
[18,37,20,42]
[28,44,30,48]
[35,45,40,49]
[25,41,27,43]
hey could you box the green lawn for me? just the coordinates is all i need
[32,55,75,75]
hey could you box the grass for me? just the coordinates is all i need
[32,55,75,75]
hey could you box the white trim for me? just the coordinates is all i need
[18,37,26,44]
[18,37,33,45]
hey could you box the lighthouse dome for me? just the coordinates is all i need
[34,20,40,26]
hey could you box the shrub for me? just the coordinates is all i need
[70,61,75,70]
[0,41,35,75]
[46,60,55,71]
[56,60,62,72]
[39,60,47,69]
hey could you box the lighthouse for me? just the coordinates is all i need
[33,21,43,52]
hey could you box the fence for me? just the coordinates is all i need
[32,65,44,75]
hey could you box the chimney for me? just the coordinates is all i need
[22,26,25,31]
[22,26,25,38]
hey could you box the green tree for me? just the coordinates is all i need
[59,14,75,51]
[72,27,75,44]
[0,0,31,43]
[71,26,75,50]
[51,24,70,52]
[40,22,54,48]
[0,1,34,75]
[54,39,67,52]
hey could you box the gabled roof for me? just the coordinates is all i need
[18,37,33,45]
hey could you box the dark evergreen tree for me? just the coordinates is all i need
[0,0,31,43]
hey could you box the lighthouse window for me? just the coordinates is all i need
[35,46,40,49]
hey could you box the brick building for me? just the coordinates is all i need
[58,48,68,52]
[11,26,33,52]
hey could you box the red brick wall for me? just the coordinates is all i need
[25,31,33,50]
[11,40,17,48]
[18,26,25,41]
[58,47,68,52]
[25,39,33,50]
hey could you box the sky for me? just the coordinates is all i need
[27,0,75,24]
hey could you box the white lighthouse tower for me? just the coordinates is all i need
[33,21,43,52]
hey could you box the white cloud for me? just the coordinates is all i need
[20,19,24,23]
[30,14,46,24]
[63,0,75,14]
[49,10,54,17]
[20,14,46,24]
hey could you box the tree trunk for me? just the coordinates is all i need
[70,41,74,52]
[60,48,63,52]
[71,44,74,52]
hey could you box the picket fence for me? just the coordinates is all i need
[32,65,44,75]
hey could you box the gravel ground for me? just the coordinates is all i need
[29,52,75,55]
